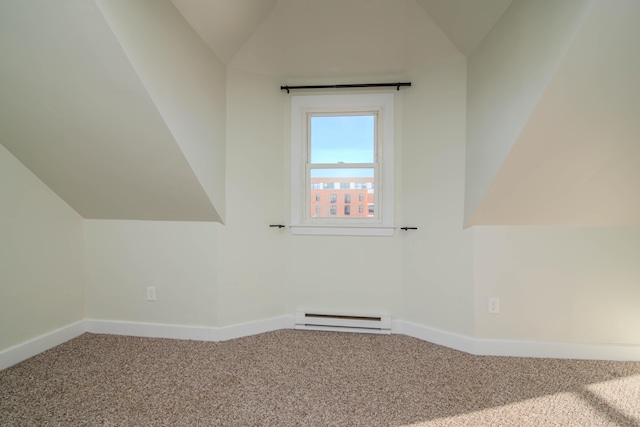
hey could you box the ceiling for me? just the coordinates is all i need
[171,0,513,78]
[3,0,637,227]
[413,0,513,55]
[0,0,511,222]
[0,0,218,220]
[170,0,278,65]
[469,0,640,225]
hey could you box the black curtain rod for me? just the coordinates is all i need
[280,82,411,93]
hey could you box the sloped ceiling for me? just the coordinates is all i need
[0,0,219,221]
[172,0,513,79]
[414,0,513,55]
[1,0,513,223]
[96,0,228,223]
[4,0,637,226]
[228,0,457,79]
[464,0,595,226]
[170,0,278,65]
[469,0,640,225]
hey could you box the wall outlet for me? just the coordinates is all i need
[488,297,499,314]
[146,286,156,302]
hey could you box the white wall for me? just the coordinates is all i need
[9,56,638,351]
[81,57,475,334]
[402,55,474,336]
[4,0,639,361]
[0,144,85,350]
[96,0,227,223]
[465,0,594,224]
[277,56,474,325]
[83,70,287,329]
[474,226,640,345]
[284,234,404,316]
[222,68,406,321]
[84,220,217,326]
[216,69,286,326]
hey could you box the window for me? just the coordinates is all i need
[315,205,321,214]
[359,205,364,213]
[315,194,320,202]
[291,93,395,236]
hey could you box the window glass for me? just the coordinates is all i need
[310,115,375,164]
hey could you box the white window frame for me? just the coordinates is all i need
[290,93,395,236]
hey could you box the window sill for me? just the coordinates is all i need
[290,225,395,236]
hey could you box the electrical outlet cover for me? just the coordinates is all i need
[488,297,499,314]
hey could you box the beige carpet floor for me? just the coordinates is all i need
[1,330,639,426]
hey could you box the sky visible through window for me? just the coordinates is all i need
[310,115,374,178]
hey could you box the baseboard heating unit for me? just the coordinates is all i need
[294,311,391,334]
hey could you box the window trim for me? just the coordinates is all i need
[290,93,395,236]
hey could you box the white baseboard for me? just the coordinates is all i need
[3,317,639,370]
[217,315,295,341]
[86,319,215,341]
[394,320,640,361]
[86,315,295,343]
[0,320,86,371]
[393,319,476,354]
[472,336,640,361]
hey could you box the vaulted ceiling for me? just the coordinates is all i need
[1,0,638,226]
[172,0,512,78]
[468,0,640,225]
[0,0,509,221]
[0,0,221,221]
